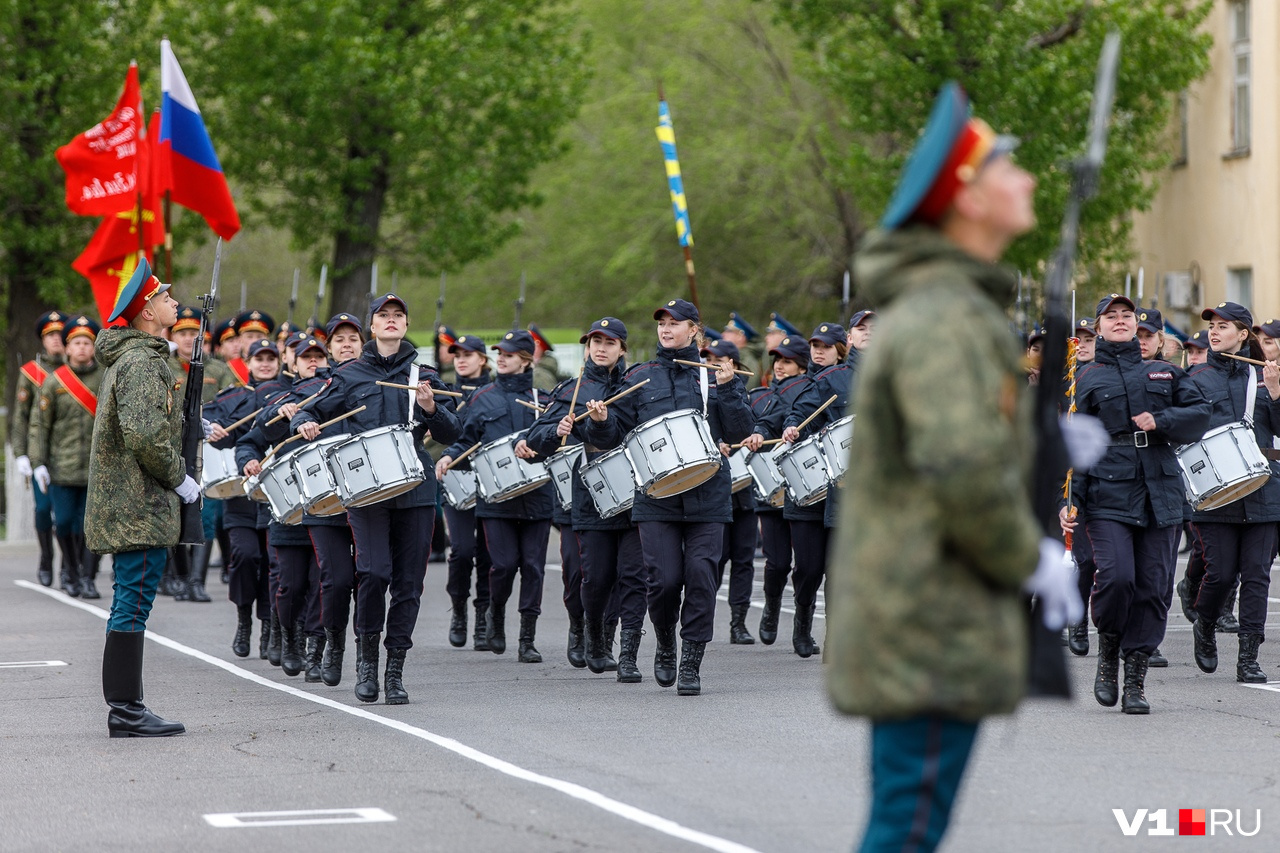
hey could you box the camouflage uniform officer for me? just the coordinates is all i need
[529,324,560,391]
[86,258,198,738]
[829,83,1078,852]
[13,310,67,586]
[29,315,103,599]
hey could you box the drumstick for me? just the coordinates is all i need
[795,394,839,434]
[265,405,367,461]
[1222,352,1270,367]
[561,368,585,447]
[730,437,784,450]
[265,388,325,426]
[517,398,545,413]
[375,380,464,397]
[444,441,482,471]
[572,378,651,423]
[673,358,754,377]
[220,407,265,432]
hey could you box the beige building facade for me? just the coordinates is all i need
[1131,0,1278,333]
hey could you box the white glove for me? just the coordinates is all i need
[202,418,216,440]
[1023,537,1084,631]
[33,465,51,491]
[1060,413,1109,471]
[175,475,201,504]
[14,455,32,478]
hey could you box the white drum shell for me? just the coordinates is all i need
[442,468,478,511]
[727,448,753,494]
[325,425,425,508]
[202,444,244,499]
[622,409,722,498]
[291,435,349,517]
[746,449,785,508]
[260,450,307,525]
[1177,422,1271,510]
[581,445,636,519]
[546,445,584,512]
[774,436,829,507]
[472,433,550,504]
[819,415,855,487]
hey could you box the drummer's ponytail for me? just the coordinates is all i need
[1236,321,1262,360]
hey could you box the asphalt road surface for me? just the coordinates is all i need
[2,539,1279,852]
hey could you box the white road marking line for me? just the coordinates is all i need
[0,660,68,668]
[16,579,763,853]
[204,807,395,828]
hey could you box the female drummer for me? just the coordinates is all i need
[291,294,459,705]
[703,337,758,646]
[741,334,812,647]
[437,330,553,664]
[1186,302,1280,684]
[326,313,364,365]
[1060,294,1208,714]
[527,318,643,680]
[584,299,752,696]
[777,322,856,657]
[438,334,495,651]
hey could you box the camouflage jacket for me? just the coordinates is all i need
[28,362,102,486]
[533,353,559,392]
[170,354,238,403]
[11,353,62,458]
[85,328,185,554]
[827,226,1041,721]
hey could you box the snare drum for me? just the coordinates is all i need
[623,409,722,498]
[774,436,828,507]
[202,444,244,499]
[580,445,636,519]
[818,415,855,487]
[242,473,268,503]
[727,448,753,494]
[290,435,348,517]
[259,450,307,525]
[325,424,425,508]
[472,432,550,503]
[1177,422,1271,510]
[441,468,478,511]
[746,449,785,508]
[546,445,584,512]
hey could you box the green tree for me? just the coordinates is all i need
[772,0,1214,295]
[168,0,590,320]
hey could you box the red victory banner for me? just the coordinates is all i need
[55,62,144,217]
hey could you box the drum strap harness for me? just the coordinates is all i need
[1243,365,1258,429]
[407,363,420,426]
[699,364,709,416]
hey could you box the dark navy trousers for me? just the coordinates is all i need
[1193,521,1278,636]
[347,503,433,651]
[578,527,645,631]
[228,526,269,619]
[272,543,319,632]
[759,511,793,599]
[308,525,357,633]
[559,524,584,621]
[717,506,756,609]
[637,520,721,643]
[1085,518,1177,656]
[443,505,491,610]
[482,517,551,617]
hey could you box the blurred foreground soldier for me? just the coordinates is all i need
[86,258,198,738]
[829,83,1079,851]
[13,311,67,587]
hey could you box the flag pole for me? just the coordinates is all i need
[657,83,699,315]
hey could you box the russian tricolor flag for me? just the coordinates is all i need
[159,39,240,240]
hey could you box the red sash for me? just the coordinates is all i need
[227,358,250,385]
[53,365,97,417]
[19,360,48,389]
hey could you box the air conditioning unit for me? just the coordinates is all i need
[1164,271,1194,309]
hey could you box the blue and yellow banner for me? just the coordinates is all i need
[656,99,693,247]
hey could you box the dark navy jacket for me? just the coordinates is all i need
[748,383,782,514]
[211,377,292,530]
[291,340,458,510]
[753,370,822,522]
[526,357,631,531]
[1186,347,1280,524]
[1069,338,1210,528]
[785,359,854,435]
[584,343,752,523]
[443,370,553,522]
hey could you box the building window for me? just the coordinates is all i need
[1174,90,1189,166]
[1227,267,1253,308]
[1231,0,1251,152]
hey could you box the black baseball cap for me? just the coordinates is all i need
[654,298,699,323]
[492,330,536,355]
[809,323,845,346]
[769,335,810,363]
[1136,308,1164,334]
[449,334,487,354]
[370,294,409,315]
[1202,301,1253,328]
[700,339,741,364]
[580,317,628,344]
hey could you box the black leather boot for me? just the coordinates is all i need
[517,614,542,663]
[304,634,325,683]
[55,532,81,597]
[1148,647,1168,668]
[567,616,586,668]
[485,602,506,655]
[1237,633,1266,683]
[1094,632,1121,707]
[187,542,214,603]
[473,600,490,651]
[355,634,380,703]
[616,628,643,683]
[36,528,54,586]
[232,605,253,657]
[321,627,345,686]
[103,630,184,738]
[384,648,408,705]
[1121,651,1151,715]
[729,604,755,645]
[793,603,817,658]
[258,618,270,660]
[157,551,176,597]
[758,594,780,645]
[74,534,100,599]
[1176,576,1198,624]
[654,624,678,688]
[171,546,192,601]
[1218,584,1240,634]
[601,619,618,671]
[1067,621,1089,656]
[449,597,468,648]
[267,611,283,667]
[676,640,707,696]
[279,619,303,676]
[1193,615,1218,673]
[584,618,610,673]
